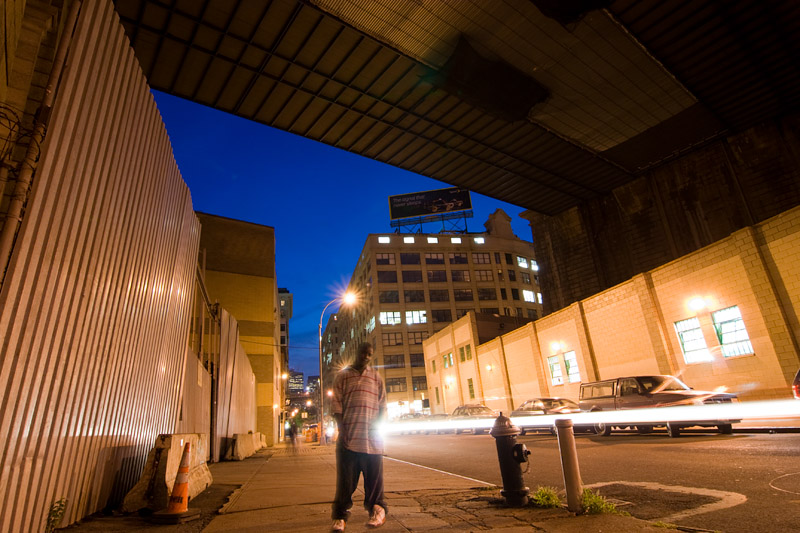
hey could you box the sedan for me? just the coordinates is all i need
[511,398,580,435]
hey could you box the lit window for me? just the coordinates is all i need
[674,317,712,363]
[531,260,539,271]
[537,292,543,304]
[376,253,395,265]
[523,290,535,303]
[563,351,580,383]
[548,355,563,385]
[366,316,375,333]
[713,306,753,357]
[517,256,528,268]
[379,311,402,325]
[475,270,493,281]
[378,236,391,244]
[405,310,427,324]
[472,253,491,264]
[474,237,485,244]
[403,236,415,243]
[451,237,462,244]
[427,237,439,243]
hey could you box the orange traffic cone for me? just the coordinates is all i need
[150,442,201,524]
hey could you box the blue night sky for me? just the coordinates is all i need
[153,91,532,381]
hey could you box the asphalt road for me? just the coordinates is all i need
[384,429,800,532]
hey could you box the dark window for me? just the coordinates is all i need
[521,272,531,284]
[478,288,496,300]
[511,288,520,301]
[449,253,468,264]
[505,253,513,264]
[507,269,516,282]
[534,274,540,285]
[456,308,472,318]
[410,353,425,367]
[454,289,474,301]
[481,307,499,315]
[527,309,538,319]
[409,331,429,344]
[377,271,397,283]
[385,354,405,368]
[494,252,501,263]
[412,376,427,391]
[427,270,447,282]
[429,289,449,302]
[500,288,507,299]
[468,378,475,399]
[425,253,444,264]
[382,332,403,346]
[474,270,493,281]
[404,290,425,303]
[400,253,420,265]
[376,253,395,265]
[459,346,465,361]
[379,290,399,303]
[402,270,423,282]
[472,253,491,264]
[431,309,452,322]
[451,270,470,282]
[386,377,407,392]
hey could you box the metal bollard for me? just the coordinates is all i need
[490,413,531,506]
[554,418,583,513]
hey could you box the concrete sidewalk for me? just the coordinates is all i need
[202,441,685,532]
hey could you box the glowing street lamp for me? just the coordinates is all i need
[318,291,357,445]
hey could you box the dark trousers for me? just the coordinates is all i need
[331,444,387,521]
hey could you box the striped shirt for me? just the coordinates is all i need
[331,365,386,455]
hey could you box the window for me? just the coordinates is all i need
[402,270,423,282]
[468,378,475,399]
[472,253,491,264]
[366,316,375,333]
[465,344,472,360]
[534,274,539,285]
[450,237,462,244]
[431,309,452,322]
[431,359,436,373]
[456,308,472,319]
[477,288,496,300]
[548,355,564,385]
[454,289,474,301]
[537,292,543,304]
[527,309,538,319]
[385,354,405,368]
[435,387,440,404]
[377,271,397,283]
[674,317,712,363]
[505,253,513,264]
[404,290,425,303]
[425,252,444,264]
[386,377,407,392]
[427,270,447,282]
[382,332,403,346]
[376,253,395,265]
[511,288,520,301]
[406,310,427,324]
[459,346,466,361]
[508,269,517,281]
[523,290,535,302]
[427,237,438,244]
[474,270,493,281]
[410,353,424,367]
[429,289,449,302]
[400,253,420,264]
[443,352,454,368]
[619,378,639,396]
[480,307,499,315]
[379,311,401,325]
[494,252,501,263]
[449,252,468,264]
[517,256,529,268]
[473,237,485,244]
[379,290,399,303]
[409,331,428,344]
[378,236,391,244]
[500,288,507,299]
[531,260,539,271]
[412,376,427,391]
[451,270,470,282]
[521,272,531,284]
[563,351,581,383]
[712,306,753,357]
[403,236,415,244]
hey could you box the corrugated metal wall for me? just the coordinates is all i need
[0,0,200,530]
[176,348,212,441]
[214,309,258,462]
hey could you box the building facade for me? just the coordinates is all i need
[324,210,542,418]
[288,370,305,395]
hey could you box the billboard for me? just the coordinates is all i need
[389,187,472,220]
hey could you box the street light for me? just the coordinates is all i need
[318,291,357,445]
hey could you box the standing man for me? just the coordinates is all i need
[330,342,387,532]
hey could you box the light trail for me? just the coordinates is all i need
[381,399,800,435]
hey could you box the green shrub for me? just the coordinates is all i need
[530,486,562,508]
[581,488,629,515]
[45,498,67,533]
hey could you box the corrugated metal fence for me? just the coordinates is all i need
[0,0,200,530]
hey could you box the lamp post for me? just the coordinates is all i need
[318,292,357,445]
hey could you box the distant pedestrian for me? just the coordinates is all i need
[288,420,299,454]
[330,342,387,532]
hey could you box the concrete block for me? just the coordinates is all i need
[224,433,258,461]
[122,433,212,512]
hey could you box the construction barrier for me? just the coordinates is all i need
[149,443,201,524]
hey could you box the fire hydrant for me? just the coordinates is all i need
[490,412,531,506]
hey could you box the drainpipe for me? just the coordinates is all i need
[0,1,81,287]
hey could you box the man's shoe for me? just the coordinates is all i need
[366,505,386,528]
[331,519,346,532]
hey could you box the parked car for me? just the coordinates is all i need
[450,404,497,434]
[423,413,452,434]
[511,398,580,435]
[395,412,425,434]
[793,368,800,399]
[579,375,739,437]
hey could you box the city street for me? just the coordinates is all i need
[384,429,800,533]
